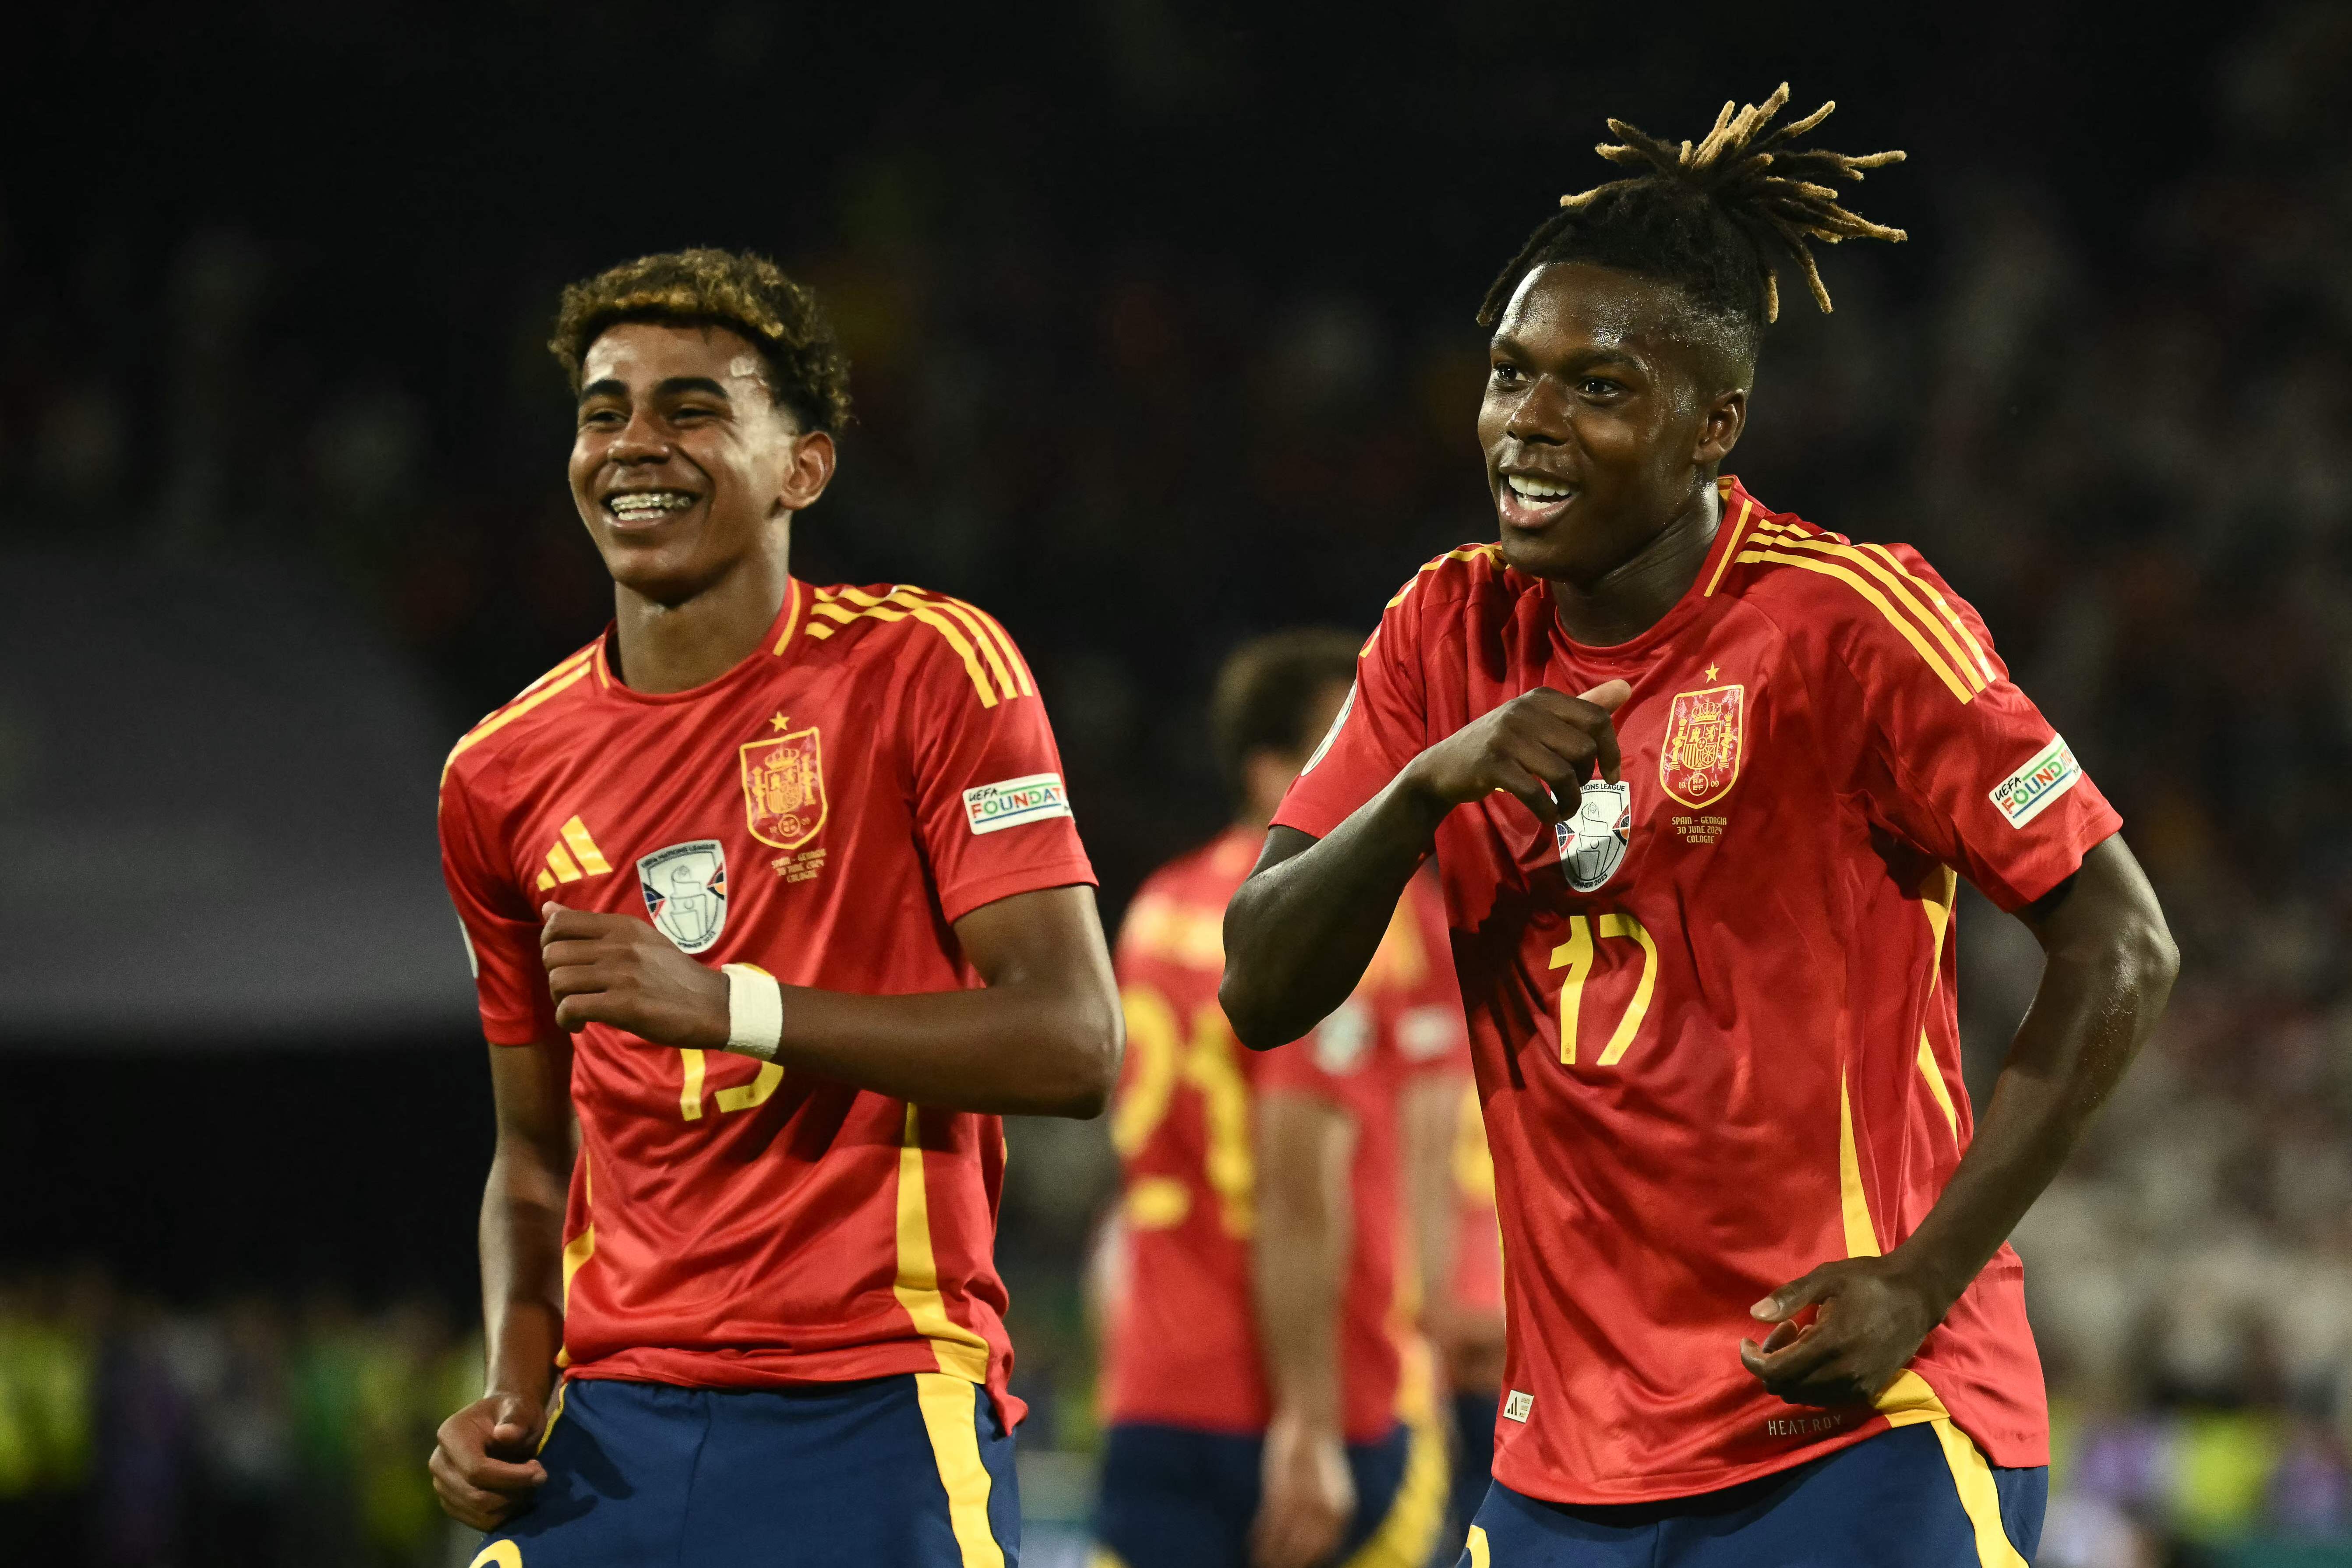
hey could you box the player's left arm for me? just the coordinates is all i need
[1744,837,2175,1406]
[538,884,1120,1117]
[1744,555,2178,1406]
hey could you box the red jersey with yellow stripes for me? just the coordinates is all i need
[1102,833,1467,1443]
[437,579,1093,1424]
[1273,478,2121,1503]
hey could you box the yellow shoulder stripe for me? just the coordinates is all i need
[805,587,1025,708]
[1365,543,1497,652]
[442,654,597,784]
[1701,496,1757,597]
[1384,543,1498,610]
[1858,541,1995,682]
[1751,522,1988,695]
[1734,547,1979,703]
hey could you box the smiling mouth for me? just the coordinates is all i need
[604,489,699,526]
[1498,472,1578,527]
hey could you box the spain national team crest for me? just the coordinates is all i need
[1659,684,1746,808]
[638,840,727,954]
[741,717,827,851]
[1554,779,1632,892]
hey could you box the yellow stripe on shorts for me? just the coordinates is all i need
[914,1371,1007,1568]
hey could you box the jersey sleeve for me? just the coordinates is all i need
[906,618,1098,925]
[1830,544,2122,911]
[1271,576,1432,840]
[437,766,558,1046]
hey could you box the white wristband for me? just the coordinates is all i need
[722,964,784,1061]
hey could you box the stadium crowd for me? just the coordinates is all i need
[5,6,2352,1565]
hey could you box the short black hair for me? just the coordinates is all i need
[1209,630,1361,802]
[1478,85,1907,370]
[550,247,852,433]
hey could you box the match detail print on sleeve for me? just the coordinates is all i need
[962,773,1073,834]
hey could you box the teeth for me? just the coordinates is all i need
[607,491,696,519]
[1508,476,1573,501]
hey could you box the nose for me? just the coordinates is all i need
[609,408,671,466]
[1504,374,1573,444]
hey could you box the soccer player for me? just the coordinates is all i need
[1219,88,2178,1567]
[427,249,1120,1567]
[1093,632,1472,1568]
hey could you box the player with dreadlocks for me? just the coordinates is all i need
[1222,87,2176,1565]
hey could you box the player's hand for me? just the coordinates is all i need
[1400,681,1631,827]
[430,1390,548,1531]
[541,903,729,1048]
[1738,1255,1946,1407]
[1252,1409,1355,1568]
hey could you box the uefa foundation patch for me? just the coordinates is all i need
[1988,735,2083,828]
[963,773,1072,834]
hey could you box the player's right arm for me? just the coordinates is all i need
[431,763,580,1528]
[1220,586,1627,1047]
[431,1035,572,1529]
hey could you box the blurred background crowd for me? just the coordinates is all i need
[5,3,2352,1564]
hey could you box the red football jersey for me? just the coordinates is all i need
[1101,832,1468,1443]
[438,579,1094,1427]
[1274,478,2121,1503]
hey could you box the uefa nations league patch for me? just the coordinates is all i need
[1988,735,2082,829]
[638,840,728,954]
[1555,778,1633,892]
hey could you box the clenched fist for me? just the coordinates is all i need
[1400,680,1631,826]
[430,1389,547,1530]
[541,904,729,1046]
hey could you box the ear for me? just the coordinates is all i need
[1693,388,1746,470]
[776,429,837,514]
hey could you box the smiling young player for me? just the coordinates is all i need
[428,249,1120,1567]
[1220,89,2178,1566]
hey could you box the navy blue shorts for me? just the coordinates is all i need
[1456,1422,2044,1567]
[1093,1415,1449,1568]
[1447,1391,1499,1553]
[468,1373,1019,1567]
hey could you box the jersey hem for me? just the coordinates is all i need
[1493,1415,1901,1504]
[565,1343,1027,1429]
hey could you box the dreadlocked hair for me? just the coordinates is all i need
[550,248,852,433]
[1476,84,1906,360]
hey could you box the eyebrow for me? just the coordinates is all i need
[1491,335,1644,369]
[577,375,737,406]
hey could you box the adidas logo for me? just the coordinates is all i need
[535,816,613,890]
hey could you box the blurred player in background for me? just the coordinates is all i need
[1092,632,1481,1568]
[1223,89,2177,1566]
[429,249,1120,1566]
[1438,1084,1504,1552]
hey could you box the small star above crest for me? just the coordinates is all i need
[770,712,793,731]
[1705,663,1720,682]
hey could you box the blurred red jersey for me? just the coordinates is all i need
[1448,1081,1503,1324]
[1101,831,1467,1443]
[438,580,1094,1427]
[1275,478,2122,1503]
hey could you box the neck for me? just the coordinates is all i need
[610,531,793,695]
[1548,479,1722,646]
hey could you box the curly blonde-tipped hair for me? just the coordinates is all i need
[1477,85,1906,355]
[549,248,852,433]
